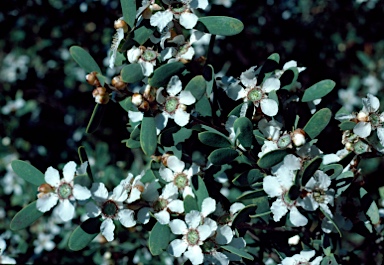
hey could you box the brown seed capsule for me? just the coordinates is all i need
[92,87,109,104]
[138,100,150,112]
[86,72,99,86]
[291,128,306,147]
[114,18,128,33]
[111,76,127,90]
[132,93,144,107]
[143,85,156,103]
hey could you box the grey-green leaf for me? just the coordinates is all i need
[68,218,101,251]
[191,175,209,211]
[232,169,264,187]
[86,104,107,134]
[301,156,322,186]
[196,16,244,36]
[233,117,253,148]
[220,245,254,260]
[198,131,232,148]
[120,0,136,29]
[257,149,288,169]
[208,148,238,165]
[185,75,206,100]
[173,128,193,145]
[149,62,185,88]
[11,160,45,186]
[121,64,144,83]
[149,222,171,256]
[10,201,44,230]
[69,46,101,73]
[301,79,336,102]
[184,195,199,213]
[140,117,157,155]
[303,108,332,139]
[195,96,212,117]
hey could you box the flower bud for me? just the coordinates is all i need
[86,72,99,86]
[138,101,150,112]
[161,153,173,167]
[291,128,306,147]
[357,111,369,122]
[132,93,144,106]
[114,18,128,33]
[92,87,109,104]
[111,76,127,90]
[37,183,54,198]
[143,85,156,103]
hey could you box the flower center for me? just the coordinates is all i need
[102,200,119,218]
[313,189,326,204]
[153,198,168,212]
[186,229,200,246]
[141,49,157,62]
[174,173,188,189]
[165,97,179,113]
[247,88,263,102]
[370,113,381,128]
[178,44,189,56]
[277,134,291,148]
[171,3,187,14]
[57,183,73,199]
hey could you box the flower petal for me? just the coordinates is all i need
[57,199,75,222]
[150,10,173,32]
[215,225,233,245]
[154,210,170,225]
[185,210,201,229]
[73,184,91,200]
[45,167,60,187]
[62,161,76,183]
[169,219,187,235]
[184,245,204,265]
[101,218,115,242]
[201,197,216,217]
[179,90,196,105]
[159,167,175,182]
[128,111,144,123]
[263,176,282,198]
[168,200,184,213]
[85,201,101,218]
[169,239,188,257]
[174,108,190,127]
[36,193,58,212]
[179,12,198,29]
[289,206,308,227]
[167,156,185,173]
[262,77,280,93]
[167,75,183,96]
[260,98,278,116]
[91,182,109,202]
[118,209,136,227]
[353,121,371,138]
[270,198,288,222]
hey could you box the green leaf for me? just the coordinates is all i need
[204,64,215,95]
[321,207,342,237]
[132,20,156,45]
[119,96,134,112]
[173,128,192,145]
[233,169,264,187]
[184,195,199,213]
[10,201,44,230]
[232,204,257,228]
[301,79,336,102]
[220,245,254,260]
[196,16,244,36]
[257,149,288,169]
[77,146,94,181]
[86,104,107,134]
[198,132,232,148]
[120,0,136,29]
[11,160,45,186]
[159,126,178,146]
[237,189,265,200]
[191,175,209,211]
[253,130,266,145]
[195,96,212,117]
[125,138,141,149]
[267,53,280,63]
[149,62,185,88]
[335,171,353,196]
[320,163,343,180]
[141,169,156,183]
[69,46,101,73]
[360,188,380,225]
[185,75,206,100]
[338,121,356,131]
[301,156,322,186]
[140,117,157,155]
[121,64,145,83]
[233,117,253,148]
[303,108,332,139]
[208,148,238,165]
[149,222,171,256]
[321,255,339,265]
[281,67,299,91]
[68,218,101,251]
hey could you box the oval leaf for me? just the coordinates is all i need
[69,46,101,73]
[149,222,171,256]
[121,0,136,29]
[185,75,206,100]
[198,132,232,148]
[196,16,244,36]
[339,121,356,131]
[184,195,198,213]
[191,175,209,211]
[195,96,212,117]
[149,62,185,88]
[301,79,336,102]
[233,169,264,187]
[208,148,238,165]
[121,64,145,83]
[257,149,288,169]
[68,218,101,251]
[234,117,253,148]
[220,245,254,260]
[11,160,45,186]
[10,201,44,230]
[86,104,107,134]
[301,156,322,186]
[132,20,156,45]
[140,117,157,155]
[303,108,332,139]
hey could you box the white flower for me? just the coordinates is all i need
[155,75,196,133]
[85,183,136,242]
[353,94,384,145]
[33,233,56,255]
[36,161,91,222]
[298,170,335,217]
[127,46,158,76]
[258,118,283,141]
[0,237,16,264]
[338,87,360,112]
[1,98,26,115]
[275,60,306,78]
[258,140,279,158]
[279,250,323,265]
[168,209,216,265]
[225,67,281,116]
[159,156,199,198]
[263,155,308,226]
[118,173,145,203]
